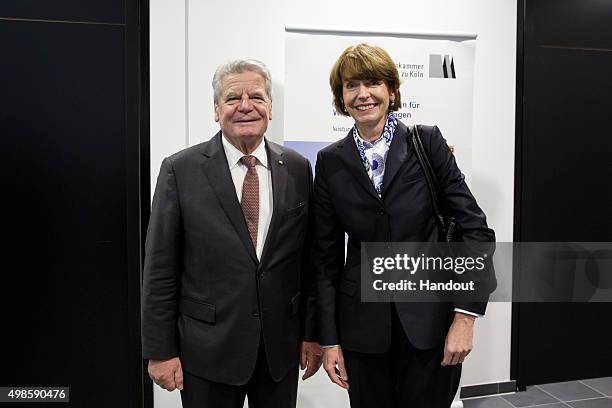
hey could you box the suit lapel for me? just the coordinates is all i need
[381,121,410,195]
[259,140,286,265]
[199,132,258,263]
[336,132,382,203]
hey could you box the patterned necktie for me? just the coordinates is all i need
[240,155,259,249]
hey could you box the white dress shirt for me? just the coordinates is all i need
[221,135,273,260]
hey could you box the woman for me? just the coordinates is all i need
[312,43,495,407]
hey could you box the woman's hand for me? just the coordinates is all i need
[442,312,475,366]
[323,346,349,389]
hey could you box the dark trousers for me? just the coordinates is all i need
[343,307,461,408]
[180,338,298,408]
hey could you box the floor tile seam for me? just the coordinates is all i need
[498,394,516,406]
[563,396,612,403]
[497,395,517,408]
[522,401,573,408]
[498,393,554,408]
[535,385,566,403]
[577,380,609,397]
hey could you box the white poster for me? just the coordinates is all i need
[284,28,477,179]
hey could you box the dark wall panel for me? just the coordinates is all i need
[516,304,612,386]
[522,47,612,241]
[514,0,612,388]
[0,0,124,24]
[529,0,612,49]
[0,19,131,406]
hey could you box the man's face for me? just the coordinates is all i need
[214,71,272,148]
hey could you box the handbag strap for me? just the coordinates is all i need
[409,125,446,230]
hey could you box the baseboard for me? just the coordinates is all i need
[460,381,517,399]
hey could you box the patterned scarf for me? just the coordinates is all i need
[352,113,398,195]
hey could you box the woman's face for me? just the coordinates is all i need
[342,78,394,130]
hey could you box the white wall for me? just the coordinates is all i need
[150,0,187,198]
[150,0,516,406]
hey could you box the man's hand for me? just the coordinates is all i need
[148,357,184,391]
[323,346,349,389]
[300,341,323,380]
[442,312,476,366]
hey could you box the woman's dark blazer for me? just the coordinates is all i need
[312,120,495,352]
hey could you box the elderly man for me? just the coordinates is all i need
[142,59,321,408]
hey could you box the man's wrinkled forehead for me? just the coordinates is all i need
[220,71,269,98]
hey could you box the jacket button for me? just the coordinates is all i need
[252,312,260,317]
[378,209,385,216]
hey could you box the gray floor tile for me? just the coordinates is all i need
[568,397,612,408]
[463,396,514,408]
[582,378,612,397]
[501,386,559,407]
[539,381,605,401]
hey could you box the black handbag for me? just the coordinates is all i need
[409,125,462,242]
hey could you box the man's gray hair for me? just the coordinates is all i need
[212,59,273,103]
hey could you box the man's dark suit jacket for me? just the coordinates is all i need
[313,121,495,353]
[142,132,316,386]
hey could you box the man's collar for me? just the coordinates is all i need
[221,133,269,169]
